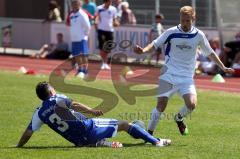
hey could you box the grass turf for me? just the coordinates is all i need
[0,71,240,159]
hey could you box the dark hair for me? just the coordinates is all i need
[36,82,51,101]
[57,33,63,37]
[49,0,59,10]
[155,13,164,19]
[104,0,111,3]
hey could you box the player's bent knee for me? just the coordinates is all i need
[187,102,197,110]
[118,120,130,131]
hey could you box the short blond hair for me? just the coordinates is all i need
[180,6,196,19]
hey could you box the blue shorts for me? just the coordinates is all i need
[86,118,119,144]
[71,40,89,57]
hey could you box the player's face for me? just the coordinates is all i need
[72,1,80,12]
[104,0,112,8]
[180,14,193,32]
[49,86,56,96]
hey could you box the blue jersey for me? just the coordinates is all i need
[28,94,92,146]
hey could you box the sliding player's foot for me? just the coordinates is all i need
[155,139,171,147]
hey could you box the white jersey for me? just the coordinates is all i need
[153,24,214,78]
[68,9,91,42]
[96,5,117,32]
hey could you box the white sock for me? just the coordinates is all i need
[176,105,192,121]
[148,108,163,132]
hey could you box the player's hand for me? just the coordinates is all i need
[91,109,103,116]
[222,67,235,74]
[134,45,144,54]
[113,20,120,27]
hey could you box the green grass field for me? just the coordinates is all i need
[0,71,240,159]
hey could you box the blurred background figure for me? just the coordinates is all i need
[67,0,91,78]
[196,38,221,75]
[1,25,12,47]
[114,0,122,21]
[95,0,119,70]
[44,0,62,22]
[120,2,136,25]
[30,33,69,60]
[146,14,165,65]
[222,32,240,67]
[82,0,97,25]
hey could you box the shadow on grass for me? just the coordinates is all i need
[2,145,76,150]
[2,142,180,149]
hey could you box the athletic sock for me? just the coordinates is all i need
[176,105,192,121]
[128,124,159,144]
[148,108,163,132]
[82,67,88,74]
[77,67,83,74]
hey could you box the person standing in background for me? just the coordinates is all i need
[147,14,165,65]
[82,0,97,25]
[44,0,62,22]
[95,0,119,70]
[120,2,136,25]
[66,0,91,79]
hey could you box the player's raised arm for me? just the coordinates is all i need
[17,128,33,147]
[71,101,103,117]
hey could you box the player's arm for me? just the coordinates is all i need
[93,8,100,29]
[134,29,167,54]
[134,43,155,54]
[82,13,91,36]
[199,32,234,74]
[113,7,119,27]
[208,53,235,74]
[113,18,120,27]
[16,109,43,147]
[17,128,33,147]
[71,101,103,117]
[65,11,72,26]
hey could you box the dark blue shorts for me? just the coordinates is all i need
[71,40,89,57]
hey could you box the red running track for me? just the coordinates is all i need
[0,55,239,94]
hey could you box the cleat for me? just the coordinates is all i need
[155,139,171,147]
[174,114,189,135]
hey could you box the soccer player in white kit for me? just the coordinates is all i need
[134,6,234,136]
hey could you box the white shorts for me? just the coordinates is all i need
[157,73,196,98]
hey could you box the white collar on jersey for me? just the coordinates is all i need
[177,24,195,33]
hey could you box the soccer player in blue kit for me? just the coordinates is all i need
[17,82,171,148]
[134,6,234,136]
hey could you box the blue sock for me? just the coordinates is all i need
[128,124,159,144]
[77,68,83,74]
[82,67,88,74]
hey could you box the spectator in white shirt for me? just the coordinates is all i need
[95,0,119,70]
[66,0,91,78]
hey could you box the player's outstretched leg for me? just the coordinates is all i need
[147,97,169,135]
[118,120,171,147]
